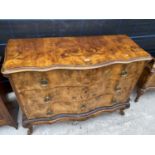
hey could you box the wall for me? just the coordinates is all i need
[0,19,155,55]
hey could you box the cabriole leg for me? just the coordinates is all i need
[119,102,130,116]
[23,121,33,135]
[27,126,33,135]
[119,109,125,115]
[135,89,145,102]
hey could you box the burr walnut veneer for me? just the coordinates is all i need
[2,35,152,134]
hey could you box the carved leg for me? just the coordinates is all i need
[27,126,33,135]
[22,114,33,135]
[135,89,145,102]
[9,123,18,129]
[23,122,33,135]
[119,109,125,115]
[12,123,18,129]
[119,102,130,116]
[23,123,33,135]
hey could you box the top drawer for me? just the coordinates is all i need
[10,62,143,92]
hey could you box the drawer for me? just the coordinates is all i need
[52,93,113,115]
[19,84,113,103]
[11,64,123,92]
[18,88,113,119]
[11,61,145,93]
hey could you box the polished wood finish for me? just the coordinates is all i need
[2,35,151,74]
[0,67,18,129]
[135,58,155,102]
[0,53,18,129]
[10,61,145,120]
[2,35,152,134]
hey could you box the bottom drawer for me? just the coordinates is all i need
[18,89,114,119]
[51,93,113,114]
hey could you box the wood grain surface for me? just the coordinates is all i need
[2,35,152,74]
[2,35,152,134]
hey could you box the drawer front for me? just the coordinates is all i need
[11,62,144,93]
[52,93,113,115]
[18,88,113,119]
[11,63,127,92]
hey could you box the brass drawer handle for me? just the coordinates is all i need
[115,87,121,93]
[40,78,48,86]
[80,104,86,110]
[121,70,128,77]
[44,96,52,102]
[47,110,53,115]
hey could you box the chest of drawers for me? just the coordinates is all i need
[2,35,152,134]
[135,58,155,102]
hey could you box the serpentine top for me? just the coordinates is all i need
[2,35,152,74]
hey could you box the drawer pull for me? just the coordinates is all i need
[80,104,86,110]
[44,96,52,102]
[47,110,53,115]
[40,78,48,86]
[115,87,121,93]
[121,70,128,77]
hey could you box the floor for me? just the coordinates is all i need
[0,90,155,135]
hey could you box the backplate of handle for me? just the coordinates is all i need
[44,95,52,102]
[40,78,48,86]
[121,70,128,77]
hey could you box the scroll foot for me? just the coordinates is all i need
[119,109,125,115]
[135,89,145,102]
[27,126,33,135]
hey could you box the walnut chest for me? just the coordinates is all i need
[2,35,152,134]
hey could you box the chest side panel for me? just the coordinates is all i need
[0,101,9,126]
[0,108,4,119]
